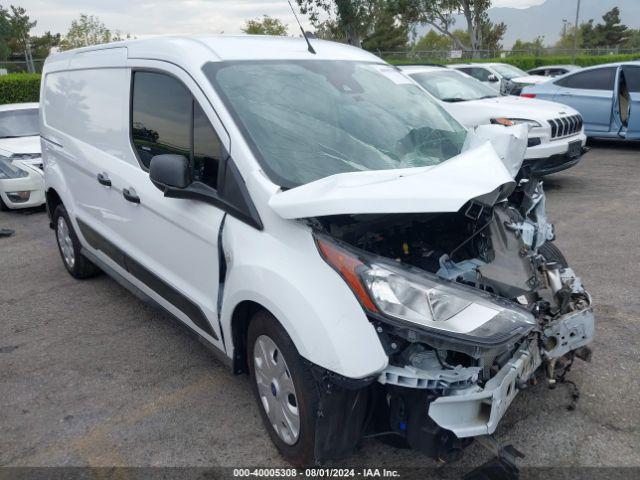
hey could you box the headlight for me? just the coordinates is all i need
[491,118,541,129]
[0,158,29,179]
[316,236,535,342]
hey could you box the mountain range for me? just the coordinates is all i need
[418,0,640,48]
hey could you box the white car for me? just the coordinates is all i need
[42,36,594,467]
[0,103,44,210]
[401,66,587,175]
[450,62,549,96]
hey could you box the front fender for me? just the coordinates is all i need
[219,217,388,379]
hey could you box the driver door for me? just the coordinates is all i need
[96,62,229,348]
[619,65,640,139]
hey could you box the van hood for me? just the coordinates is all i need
[269,140,521,220]
[461,95,578,119]
[0,136,41,156]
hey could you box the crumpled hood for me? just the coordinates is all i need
[269,139,521,220]
[0,136,41,156]
[512,75,549,85]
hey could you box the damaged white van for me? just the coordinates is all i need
[41,36,594,467]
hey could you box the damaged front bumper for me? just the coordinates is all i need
[377,307,595,439]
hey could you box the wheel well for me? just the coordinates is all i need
[230,300,268,375]
[45,188,63,227]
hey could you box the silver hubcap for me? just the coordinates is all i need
[253,335,300,445]
[57,216,75,268]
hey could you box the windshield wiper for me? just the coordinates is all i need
[479,95,498,99]
[442,98,468,103]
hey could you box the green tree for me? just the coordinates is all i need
[7,5,36,71]
[30,31,61,58]
[512,36,545,55]
[362,7,408,51]
[242,15,288,36]
[597,7,628,47]
[295,0,379,47]
[59,14,123,51]
[396,0,501,54]
[554,25,581,49]
[413,30,452,51]
[0,5,11,60]
[623,29,640,50]
[313,19,346,42]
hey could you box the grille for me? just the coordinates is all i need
[548,115,583,139]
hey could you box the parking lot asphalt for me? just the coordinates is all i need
[1,140,639,471]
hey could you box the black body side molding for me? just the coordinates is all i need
[77,219,218,340]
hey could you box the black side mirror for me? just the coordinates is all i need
[149,154,191,189]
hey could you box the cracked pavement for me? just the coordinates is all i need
[1,140,639,470]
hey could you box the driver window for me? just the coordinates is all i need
[470,68,491,82]
[131,71,224,190]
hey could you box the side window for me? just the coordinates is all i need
[193,102,222,189]
[132,72,191,168]
[470,68,491,82]
[131,71,224,190]
[556,67,616,91]
[622,66,640,93]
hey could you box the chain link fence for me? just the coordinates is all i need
[376,47,640,62]
[0,60,45,74]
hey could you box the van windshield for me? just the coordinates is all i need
[204,61,467,188]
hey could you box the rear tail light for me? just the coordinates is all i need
[521,93,536,98]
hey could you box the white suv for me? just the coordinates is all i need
[401,66,587,175]
[41,36,594,466]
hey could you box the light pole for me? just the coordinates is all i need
[573,0,581,56]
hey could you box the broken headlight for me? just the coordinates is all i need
[317,235,535,344]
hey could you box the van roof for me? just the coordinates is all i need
[47,35,383,65]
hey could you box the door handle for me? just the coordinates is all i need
[97,172,111,187]
[122,188,140,204]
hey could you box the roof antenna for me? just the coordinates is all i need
[288,0,316,54]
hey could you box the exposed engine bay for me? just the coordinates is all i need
[309,175,594,464]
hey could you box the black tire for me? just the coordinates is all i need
[247,310,319,466]
[539,241,569,268]
[0,196,8,211]
[53,205,101,279]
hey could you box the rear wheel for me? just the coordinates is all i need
[247,310,319,466]
[53,205,101,279]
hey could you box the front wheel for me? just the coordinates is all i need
[247,310,319,466]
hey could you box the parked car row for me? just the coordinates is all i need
[522,62,640,140]
[0,103,44,210]
[400,65,586,175]
[36,36,595,472]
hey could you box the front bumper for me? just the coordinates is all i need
[379,307,595,439]
[0,173,45,209]
[522,147,587,176]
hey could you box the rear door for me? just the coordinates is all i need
[553,66,617,134]
[93,62,229,348]
[620,65,640,139]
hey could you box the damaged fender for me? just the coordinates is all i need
[218,215,388,379]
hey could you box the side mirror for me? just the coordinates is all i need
[487,74,499,83]
[149,154,191,189]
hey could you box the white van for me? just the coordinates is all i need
[41,36,594,467]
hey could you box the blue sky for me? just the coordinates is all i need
[22,0,546,37]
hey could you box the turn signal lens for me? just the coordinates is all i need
[520,93,536,98]
[490,117,515,126]
[316,237,378,312]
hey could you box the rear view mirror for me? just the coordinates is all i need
[149,154,191,189]
[488,74,499,82]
